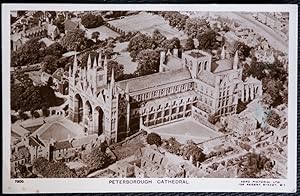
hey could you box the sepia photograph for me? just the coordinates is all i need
[2,4,298,193]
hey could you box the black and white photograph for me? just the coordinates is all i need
[2,4,298,193]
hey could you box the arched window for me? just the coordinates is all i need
[185,58,188,65]
[204,61,208,70]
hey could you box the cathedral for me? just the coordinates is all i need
[68,47,262,144]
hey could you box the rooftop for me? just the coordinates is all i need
[197,70,216,87]
[38,122,77,142]
[117,67,192,94]
[211,58,234,73]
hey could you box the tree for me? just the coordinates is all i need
[91,31,100,42]
[127,33,154,59]
[107,60,124,81]
[197,29,218,50]
[33,157,76,178]
[184,37,195,51]
[33,111,40,118]
[207,113,220,124]
[184,18,209,38]
[136,49,160,76]
[238,153,273,178]
[83,146,111,173]
[11,38,46,67]
[152,29,167,48]
[81,14,104,28]
[53,14,65,33]
[267,110,281,128]
[41,55,58,74]
[45,42,66,57]
[61,29,87,51]
[146,132,162,146]
[182,141,206,165]
[11,115,18,123]
[42,106,50,117]
[164,137,182,155]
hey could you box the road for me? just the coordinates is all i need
[233,12,288,53]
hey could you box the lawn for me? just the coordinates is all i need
[108,12,187,40]
[151,119,221,144]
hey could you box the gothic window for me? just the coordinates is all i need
[180,99,183,104]
[173,101,176,106]
[179,106,184,112]
[185,58,188,65]
[205,98,207,104]
[157,111,162,118]
[149,114,154,120]
[209,100,212,106]
[164,110,170,116]
[186,104,191,110]
[150,107,154,112]
[165,103,169,108]
[172,108,177,114]
[204,61,207,70]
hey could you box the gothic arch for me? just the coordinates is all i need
[74,94,83,123]
[94,106,105,136]
[84,100,93,127]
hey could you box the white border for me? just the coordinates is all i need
[2,4,298,193]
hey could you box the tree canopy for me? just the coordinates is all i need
[11,38,46,67]
[81,14,104,28]
[83,146,111,174]
[182,140,206,165]
[146,132,162,146]
[135,49,160,76]
[61,28,87,51]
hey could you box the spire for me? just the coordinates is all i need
[87,54,92,69]
[93,56,97,68]
[233,50,239,69]
[104,55,108,66]
[221,45,225,60]
[111,68,115,85]
[98,53,103,68]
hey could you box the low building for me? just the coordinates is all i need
[255,49,275,64]
[10,146,31,176]
[225,114,258,137]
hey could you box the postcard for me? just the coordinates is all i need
[2,3,298,193]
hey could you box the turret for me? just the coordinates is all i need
[233,50,238,69]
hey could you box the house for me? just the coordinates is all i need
[11,33,29,51]
[10,146,31,176]
[225,115,258,137]
[255,49,275,64]
[46,23,60,40]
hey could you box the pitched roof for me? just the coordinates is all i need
[54,140,72,150]
[64,19,79,31]
[71,134,98,147]
[116,67,192,94]
[29,135,45,147]
[211,58,234,73]
[197,70,216,87]
[52,68,64,81]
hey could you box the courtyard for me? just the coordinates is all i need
[150,118,222,144]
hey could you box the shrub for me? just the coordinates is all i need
[11,115,18,123]
[33,111,40,118]
[146,132,162,146]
